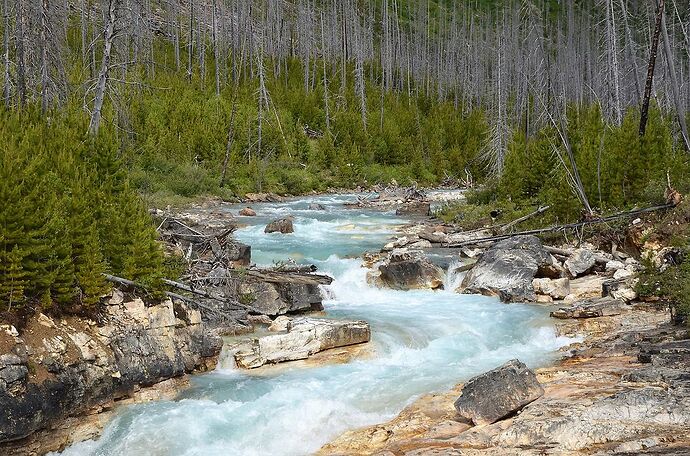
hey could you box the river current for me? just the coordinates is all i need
[58,193,571,456]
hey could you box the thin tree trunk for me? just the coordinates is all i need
[14,0,25,106]
[2,0,10,107]
[40,0,50,113]
[88,0,119,135]
[640,0,665,137]
[658,0,690,152]
[320,11,330,132]
[212,0,220,95]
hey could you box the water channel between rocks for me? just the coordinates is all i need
[58,193,573,456]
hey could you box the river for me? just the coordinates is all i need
[58,193,572,456]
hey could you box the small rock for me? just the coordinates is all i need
[268,316,291,332]
[37,313,56,329]
[308,203,326,211]
[248,315,273,326]
[265,217,294,234]
[613,268,634,280]
[535,295,554,304]
[454,359,544,425]
[108,289,124,306]
[564,249,596,278]
[396,201,431,217]
[532,278,570,300]
[239,207,257,216]
[605,260,626,271]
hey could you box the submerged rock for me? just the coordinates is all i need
[239,207,257,216]
[234,318,370,369]
[264,217,294,234]
[461,235,554,302]
[377,251,444,290]
[308,203,326,211]
[454,359,544,426]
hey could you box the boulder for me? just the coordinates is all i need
[238,281,324,316]
[264,217,294,234]
[564,249,597,278]
[454,359,544,425]
[308,203,326,211]
[395,201,431,217]
[378,251,444,290]
[239,207,257,217]
[234,318,370,369]
[603,277,639,302]
[461,236,553,302]
[532,278,570,300]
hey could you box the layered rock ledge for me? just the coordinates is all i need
[0,296,222,455]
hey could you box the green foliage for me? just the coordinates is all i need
[637,253,690,324]
[0,107,166,315]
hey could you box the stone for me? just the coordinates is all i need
[107,289,124,306]
[535,295,553,304]
[532,278,570,300]
[308,203,326,211]
[239,207,257,216]
[564,249,596,278]
[605,260,626,271]
[239,281,324,316]
[226,242,251,266]
[454,359,544,426]
[461,236,553,302]
[268,316,291,332]
[603,277,639,302]
[248,315,272,326]
[550,297,627,319]
[234,318,371,369]
[396,201,431,217]
[378,251,444,290]
[264,217,294,234]
[613,268,634,280]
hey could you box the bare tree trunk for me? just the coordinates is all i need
[212,0,220,95]
[640,0,665,137]
[187,0,193,82]
[14,0,25,106]
[2,0,10,107]
[619,0,642,104]
[220,35,247,187]
[39,0,48,113]
[658,0,690,152]
[88,0,119,136]
[320,11,330,132]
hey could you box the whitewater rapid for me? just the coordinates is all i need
[57,193,572,456]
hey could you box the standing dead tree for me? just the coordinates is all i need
[640,0,665,137]
[88,0,120,135]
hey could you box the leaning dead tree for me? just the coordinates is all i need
[640,0,665,137]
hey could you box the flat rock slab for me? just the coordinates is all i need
[234,318,370,369]
[454,359,544,425]
[550,297,627,319]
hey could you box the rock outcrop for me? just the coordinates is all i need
[454,359,544,426]
[233,318,370,369]
[264,217,295,234]
[461,236,555,302]
[376,251,444,290]
[0,298,222,450]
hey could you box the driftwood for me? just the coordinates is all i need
[103,273,260,316]
[499,205,550,233]
[444,204,674,248]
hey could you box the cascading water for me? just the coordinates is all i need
[56,193,573,456]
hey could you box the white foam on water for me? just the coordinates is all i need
[56,195,575,456]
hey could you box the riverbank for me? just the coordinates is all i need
[319,302,690,455]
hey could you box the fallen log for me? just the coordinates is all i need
[443,204,674,248]
[499,205,550,233]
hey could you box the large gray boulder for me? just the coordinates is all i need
[264,217,294,234]
[461,236,554,302]
[454,359,544,426]
[378,251,444,290]
[234,318,370,369]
